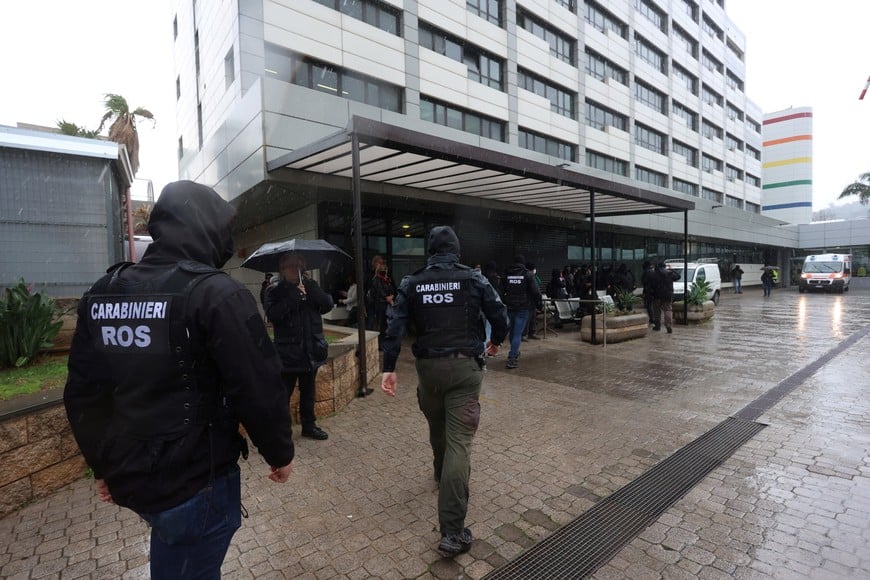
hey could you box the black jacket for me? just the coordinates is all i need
[64,181,294,513]
[502,262,543,311]
[652,266,680,301]
[265,277,334,373]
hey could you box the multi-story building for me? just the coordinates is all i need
[761,107,813,225]
[171,0,797,292]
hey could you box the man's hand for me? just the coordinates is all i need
[382,372,397,397]
[485,342,499,356]
[96,479,113,503]
[269,461,294,483]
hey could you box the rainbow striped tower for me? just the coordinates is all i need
[761,107,813,224]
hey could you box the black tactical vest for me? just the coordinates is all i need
[503,270,529,309]
[85,263,223,441]
[407,265,481,355]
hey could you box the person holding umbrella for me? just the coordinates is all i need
[264,251,334,440]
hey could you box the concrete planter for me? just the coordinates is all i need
[580,312,649,343]
[673,300,715,324]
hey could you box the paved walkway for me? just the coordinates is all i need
[1,287,869,579]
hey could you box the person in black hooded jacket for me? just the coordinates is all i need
[64,181,295,579]
[264,251,334,440]
[381,226,508,557]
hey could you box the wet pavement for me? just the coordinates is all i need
[1,287,869,579]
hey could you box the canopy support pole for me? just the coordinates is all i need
[351,131,369,395]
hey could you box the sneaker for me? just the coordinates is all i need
[438,528,473,557]
[652,325,661,331]
[527,334,540,340]
[521,336,529,342]
[666,326,673,334]
[506,357,518,369]
[301,426,328,440]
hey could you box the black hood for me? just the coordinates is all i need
[427,225,460,256]
[143,181,236,268]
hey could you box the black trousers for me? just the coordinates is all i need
[281,370,318,430]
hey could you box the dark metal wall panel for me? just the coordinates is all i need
[0,147,125,297]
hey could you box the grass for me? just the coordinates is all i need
[0,355,68,401]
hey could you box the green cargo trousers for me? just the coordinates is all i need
[415,356,483,535]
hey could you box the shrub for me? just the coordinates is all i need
[0,280,63,369]
[612,287,639,313]
[685,279,712,306]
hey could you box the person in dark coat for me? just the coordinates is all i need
[265,251,334,440]
[369,258,396,349]
[640,261,655,324]
[64,181,294,579]
[652,262,680,333]
[502,255,543,369]
[381,226,509,557]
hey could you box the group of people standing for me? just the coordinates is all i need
[641,261,681,333]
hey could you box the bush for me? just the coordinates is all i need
[612,287,639,313]
[685,279,712,306]
[0,280,63,369]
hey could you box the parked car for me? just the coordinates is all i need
[665,260,722,304]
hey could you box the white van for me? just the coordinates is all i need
[799,254,851,293]
[665,260,722,304]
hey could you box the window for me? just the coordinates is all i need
[194,30,200,78]
[176,75,181,100]
[636,0,666,33]
[747,117,761,133]
[702,49,723,74]
[635,80,667,114]
[746,145,761,160]
[635,34,667,74]
[727,38,744,63]
[746,173,760,187]
[726,102,744,122]
[745,201,760,213]
[585,48,627,85]
[701,84,722,106]
[701,119,722,140]
[265,44,403,112]
[585,1,628,39]
[702,14,723,40]
[725,165,743,182]
[672,140,698,167]
[635,122,667,154]
[177,136,184,161]
[173,15,178,40]
[586,149,628,176]
[518,9,575,65]
[196,104,203,151]
[518,128,576,161]
[518,69,575,118]
[702,154,722,173]
[725,133,743,151]
[420,23,504,89]
[585,100,628,132]
[673,177,698,196]
[672,101,698,130]
[681,0,698,20]
[702,187,722,203]
[421,96,505,141]
[673,24,698,59]
[672,62,697,94]
[224,47,235,90]
[467,0,502,27]
[314,0,401,35]
[636,165,667,187]
[726,69,744,92]
[555,0,575,9]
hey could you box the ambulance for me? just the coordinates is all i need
[798,254,852,293]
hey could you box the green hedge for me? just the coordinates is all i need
[0,280,63,369]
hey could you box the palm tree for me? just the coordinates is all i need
[96,94,155,176]
[838,172,870,205]
[56,119,99,138]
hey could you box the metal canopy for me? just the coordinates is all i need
[268,116,694,218]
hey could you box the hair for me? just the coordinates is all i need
[279,251,306,270]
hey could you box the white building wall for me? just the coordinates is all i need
[762,107,813,225]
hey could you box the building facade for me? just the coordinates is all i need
[762,107,813,224]
[170,0,797,293]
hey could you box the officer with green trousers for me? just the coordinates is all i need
[381,225,509,557]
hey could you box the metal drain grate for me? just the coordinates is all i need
[484,417,766,580]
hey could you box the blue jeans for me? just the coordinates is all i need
[140,467,242,580]
[507,309,530,360]
[734,278,742,293]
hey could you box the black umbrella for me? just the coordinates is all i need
[240,239,352,273]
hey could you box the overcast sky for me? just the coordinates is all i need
[1,0,867,209]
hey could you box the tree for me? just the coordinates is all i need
[838,172,870,206]
[96,94,155,176]
[56,119,99,138]
[131,205,152,234]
